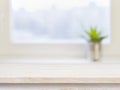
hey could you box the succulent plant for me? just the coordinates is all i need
[83,27,107,42]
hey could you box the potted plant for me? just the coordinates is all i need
[83,27,107,62]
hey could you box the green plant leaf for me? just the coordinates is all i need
[99,36,107,41]
[84,27,107,42]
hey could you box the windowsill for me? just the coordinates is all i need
[0,58,120,64]
[0,59,120,83]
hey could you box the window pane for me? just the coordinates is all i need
[11,0,111,43]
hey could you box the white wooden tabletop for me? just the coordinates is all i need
[0,63,120,83]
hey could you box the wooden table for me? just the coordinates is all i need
[0,63,120,83]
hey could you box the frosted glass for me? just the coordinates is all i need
[10,0,111,43]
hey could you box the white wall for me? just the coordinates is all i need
[0,0,119,59]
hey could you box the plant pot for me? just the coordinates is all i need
[89,42,102,62]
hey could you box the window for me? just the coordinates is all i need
[11,0,111,43]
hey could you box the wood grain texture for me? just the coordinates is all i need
[0,63,120,83]
[0,78,120,84]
